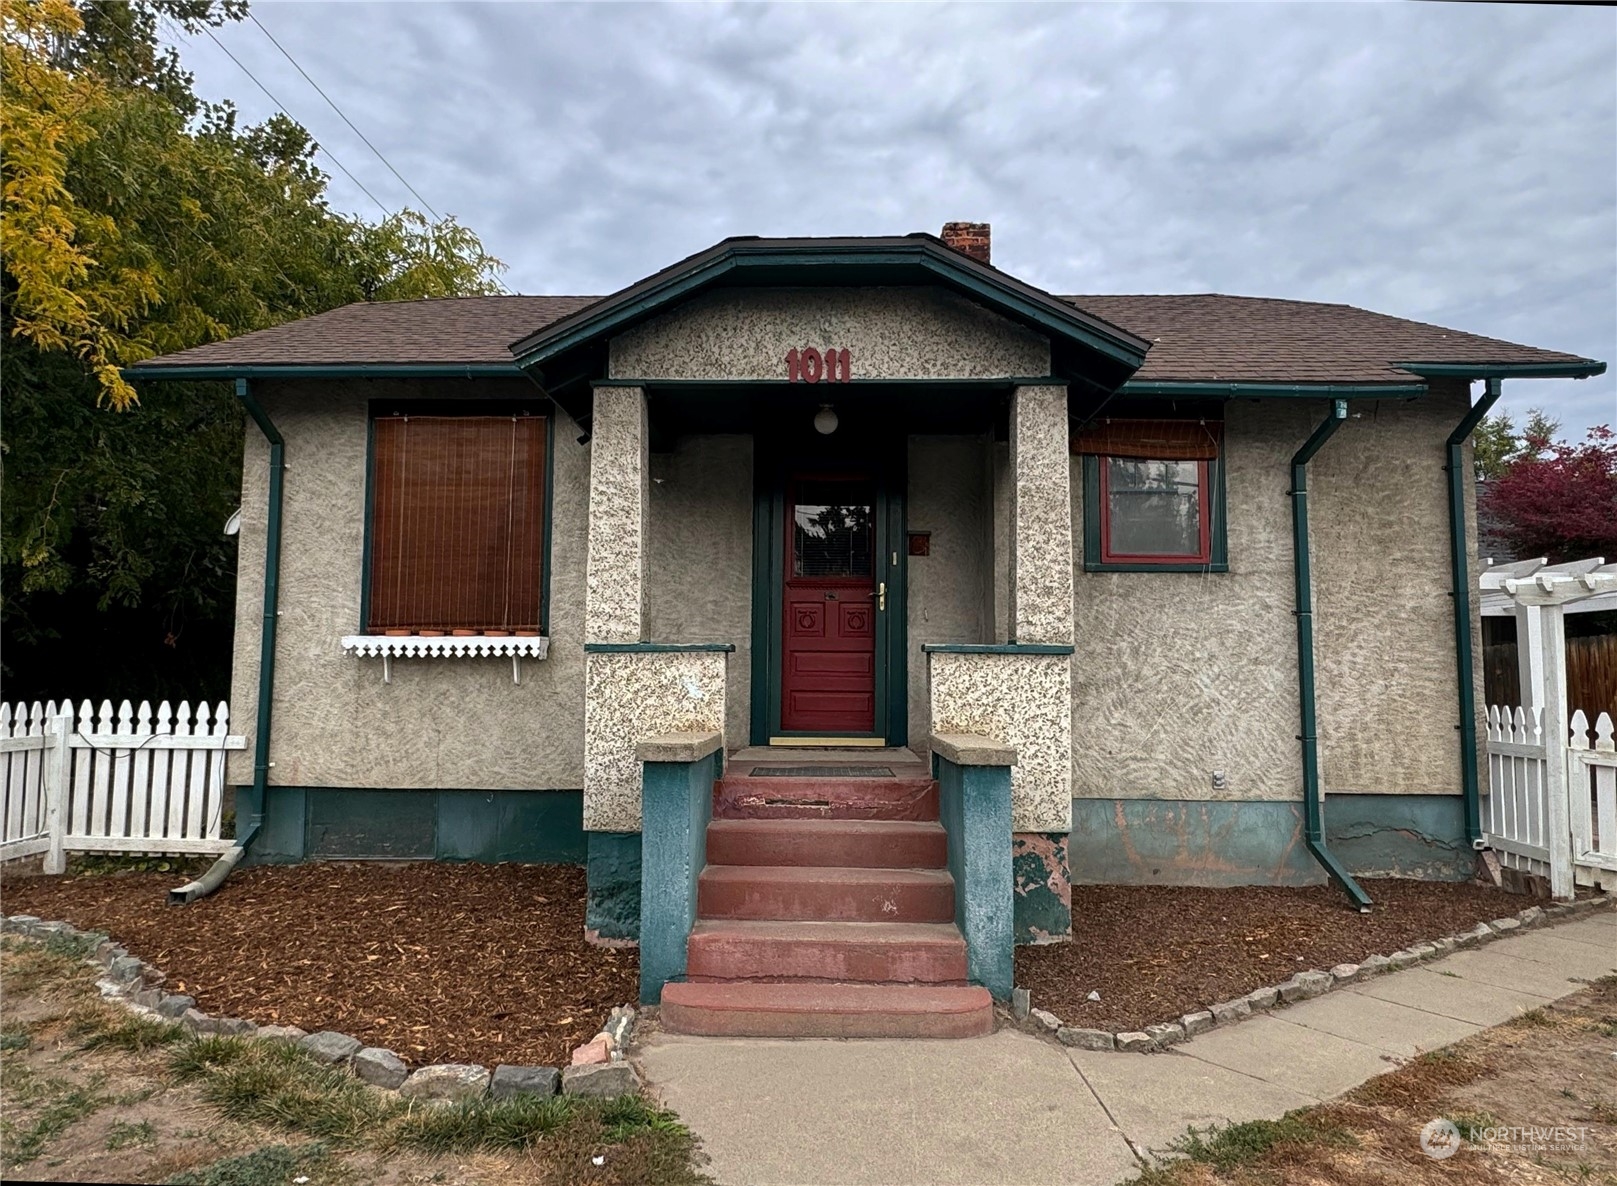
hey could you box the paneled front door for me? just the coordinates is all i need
[780,476,879,735]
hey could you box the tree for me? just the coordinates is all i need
[1,0,507,701]
[1479,424,1617,564]
[1473,407,1561,480]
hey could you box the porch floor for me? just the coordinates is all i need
[727,746,928,777]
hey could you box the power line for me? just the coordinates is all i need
[246,10,442,221]
[167,13,394,218]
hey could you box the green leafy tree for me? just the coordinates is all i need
[2,0,506,701]
[1473,407,1561,479]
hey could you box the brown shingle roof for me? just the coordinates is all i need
[1065,294,1593,384]
[130,290,1595,383]
[131,295,596,368]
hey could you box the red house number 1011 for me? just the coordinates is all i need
[785,347,852,384]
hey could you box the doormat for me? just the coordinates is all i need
[748,766,895,778]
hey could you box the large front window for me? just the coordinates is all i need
[366,413,547,634]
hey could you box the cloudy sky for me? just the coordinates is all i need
[172,2,1615,437]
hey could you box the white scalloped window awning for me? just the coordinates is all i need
[341,635,550,659]
[340,635,549,684]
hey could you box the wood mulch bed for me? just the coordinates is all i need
[1016,878,1537,1032]
[0,861,636,1070]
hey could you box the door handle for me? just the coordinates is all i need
[870,582,886,611]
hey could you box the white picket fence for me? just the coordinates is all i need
[1484,704,1617,893]
[0,700,246,871]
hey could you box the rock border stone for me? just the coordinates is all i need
[1011,896,1611,1053]
[2,915,636,1099]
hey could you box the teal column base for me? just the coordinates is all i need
[638,750,720,1004]
[586,831,642,944]
[934,753,1014,1001]
[1012,832,1071,944]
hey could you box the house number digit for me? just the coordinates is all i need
[785,347,852,383]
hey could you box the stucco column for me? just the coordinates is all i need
[1009,383,1074,645]
[585,384,649,643]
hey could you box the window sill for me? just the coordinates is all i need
[1083,561,1229,574]
[341,634,549,684]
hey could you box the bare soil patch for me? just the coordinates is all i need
[1,862,637,1069]
[1016,879,1535,1031]
[1129,975,1617,1185]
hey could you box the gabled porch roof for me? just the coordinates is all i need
[508,235,1154,400]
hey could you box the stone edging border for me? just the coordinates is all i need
[1011,896,1613,1054]
[0,914,641,1100]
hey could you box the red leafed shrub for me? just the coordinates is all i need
[1480,425,1617,564]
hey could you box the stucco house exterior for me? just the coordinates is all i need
[129,225,1605,1034]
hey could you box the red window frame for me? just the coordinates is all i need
[1097,456,1213,566]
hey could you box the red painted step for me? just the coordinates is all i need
[661,981,994,1038]
[713,775,938,822]
[686,920,969,984]
[697,865,956,923]
[706,818,947,869]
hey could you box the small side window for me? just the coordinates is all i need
[1075,418,1227,573]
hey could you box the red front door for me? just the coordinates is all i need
[781,476,878,735]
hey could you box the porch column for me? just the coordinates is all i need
[585,384,649,643]
[1009,383,1075,645]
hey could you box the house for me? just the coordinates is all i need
[129,225,1605,1034]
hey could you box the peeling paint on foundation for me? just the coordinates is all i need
[1069,795,1471,887]
[1012,831,1071,944]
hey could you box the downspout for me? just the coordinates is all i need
[1290,399,1373,911]
[171,378,282,904]
[1446,377,1503,848]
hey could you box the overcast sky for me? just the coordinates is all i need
[172,1,1615,437]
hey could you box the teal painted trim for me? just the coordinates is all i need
[933,752,1013,1000]
[884,437,909,747]
[638,751,719,1004]
[1395,360,1606,380]
[359,414,376,631]
[1290,401,1373,910]
[921,643,1075,655]
[131,364,525,382]
[586,832,642,942]
[1121,381,1427,399]
[1068,796,1472,886]
[512,239,1149,373]
[584,642,737,653]
[749,473,777,745]
[240,787,586,864]
[236,380,283,821]
[1447,378,1503,846]
[1080,453,1229,573]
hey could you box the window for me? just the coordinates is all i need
[366,413,547,634]
[1075,418,1226,572]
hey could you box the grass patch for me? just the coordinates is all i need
[1164,1110,1357,1172]
[0,934,101,996]
[105,1119,156,1150]
[1445,1109,1497,1140]
[170,1036,398,1144]
[70,1005,186,1052]
[0,1074,110,1164]
[1510,1007,1556,1028]
[390,1092,575,1153]
[0,1029,33,1052]
[1346,1046,1491,1110]
[169,1142,332,1186]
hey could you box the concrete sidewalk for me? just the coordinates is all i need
[638,909,1615,1186]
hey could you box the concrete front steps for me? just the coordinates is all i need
[661,770,995,1039]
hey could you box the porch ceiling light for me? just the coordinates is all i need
[814,404,839,435]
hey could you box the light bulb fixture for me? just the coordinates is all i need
[813,404,839,435]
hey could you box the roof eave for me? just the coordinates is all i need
[1119,380,1429,399]
[1393,359,1607,380]
[124,363,528,382]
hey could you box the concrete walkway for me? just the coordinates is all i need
[639,910,1615,1186]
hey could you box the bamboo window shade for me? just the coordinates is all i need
[367,415,546,633]
[1071,418,1222,460]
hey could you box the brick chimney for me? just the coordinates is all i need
[940,222,990,265]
